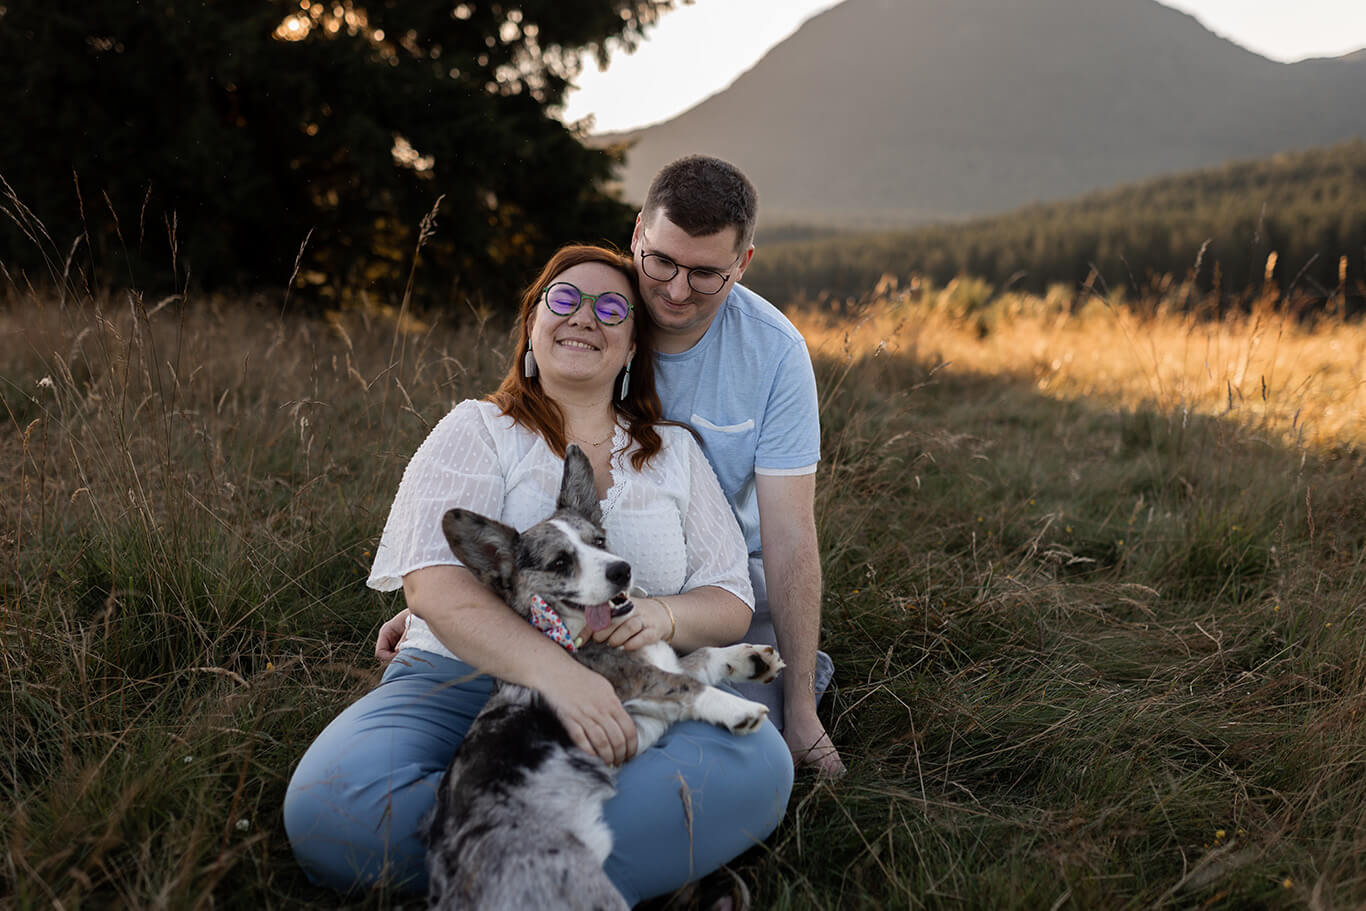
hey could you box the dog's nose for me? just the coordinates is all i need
[606,561,630,588]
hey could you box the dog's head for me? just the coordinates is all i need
[441,445,634,639]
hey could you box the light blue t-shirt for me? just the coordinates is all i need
[653,283,821,557]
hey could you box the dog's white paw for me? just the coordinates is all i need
[726,702,769,734]
[722,644,785,684]
[697,688,769,735]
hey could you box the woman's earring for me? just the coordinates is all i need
[618,357,632,400]
[523,347,538,378]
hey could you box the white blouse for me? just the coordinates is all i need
[368,399,755,661]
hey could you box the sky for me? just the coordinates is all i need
[560,0,1366,133]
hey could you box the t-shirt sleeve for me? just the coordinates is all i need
[755,339,821,474]
[679,432,756,609]
[367,400,505,591]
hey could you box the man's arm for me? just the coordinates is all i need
[375,607,411,662]
[755,472,846,776]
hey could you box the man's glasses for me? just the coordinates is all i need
[541,281,633,326]
[638,229,741,295]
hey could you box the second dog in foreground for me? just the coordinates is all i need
[425,445,784,911]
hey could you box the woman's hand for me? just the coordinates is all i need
[588,597,672,651]
[536,662,638,765]
[375,608,411,663]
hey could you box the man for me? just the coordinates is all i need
[626,155,843,776]
[377,155,843,776]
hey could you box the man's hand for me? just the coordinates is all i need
[784,710,846,778]
[375,608,410,663]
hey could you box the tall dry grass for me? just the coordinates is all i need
[2,289,507,908]
[3,269,1365,908]
[769,277,1366,908]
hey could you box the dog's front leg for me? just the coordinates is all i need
[628,683,771,738]
[620,664,771,745]
[678,644,785,687]
[621,700,679,755]
[619,668,715,752]
[687,686,770,734]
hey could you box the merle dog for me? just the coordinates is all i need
[425,445,784,911]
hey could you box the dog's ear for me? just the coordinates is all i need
[556,444,602,525]
[442,508,517,598]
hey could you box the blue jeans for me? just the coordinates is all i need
[283,649,794,904]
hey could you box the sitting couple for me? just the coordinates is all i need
[284,155,843,905]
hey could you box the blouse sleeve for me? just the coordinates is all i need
[679,431,756,609]
[367,400,505,591]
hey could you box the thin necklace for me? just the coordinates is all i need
[568,421,617,448]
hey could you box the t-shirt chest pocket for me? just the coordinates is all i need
[690,413,757,496]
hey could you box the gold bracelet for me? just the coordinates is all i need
[654,597,677,643]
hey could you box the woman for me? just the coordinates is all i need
[283,245,794,905]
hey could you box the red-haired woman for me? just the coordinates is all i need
[284,245,792,906]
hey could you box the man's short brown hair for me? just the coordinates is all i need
[641,155,758,252]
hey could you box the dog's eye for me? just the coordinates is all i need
[548,553,573,574]
[592,536,607,549]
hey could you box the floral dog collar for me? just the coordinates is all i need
[528,593,579,652]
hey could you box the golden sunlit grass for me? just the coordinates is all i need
[793,276,1366,449]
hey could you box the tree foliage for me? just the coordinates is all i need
[748,141,1366,312]
[0,0,678,307]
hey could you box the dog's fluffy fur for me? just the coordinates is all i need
[425,446,783,911]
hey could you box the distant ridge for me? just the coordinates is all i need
[741,139,1366,304]
[599,0,1366,224]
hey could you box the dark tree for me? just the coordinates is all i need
[0,1,677,307]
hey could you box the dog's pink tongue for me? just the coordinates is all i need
[586,602,611,632]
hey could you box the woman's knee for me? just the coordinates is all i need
[653,718,793,831]
[715,719,793,837]
[283,728,432,892]
[282,657,490,892]
[601,719,793,902]
[283,761,368,891]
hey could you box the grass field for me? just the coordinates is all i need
[3,278,1364,909]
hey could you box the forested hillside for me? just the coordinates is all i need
[746,141,1366,308]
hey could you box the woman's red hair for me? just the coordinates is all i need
[488,244,667,470]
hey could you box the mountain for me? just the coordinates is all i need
[597,0,1366,225]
